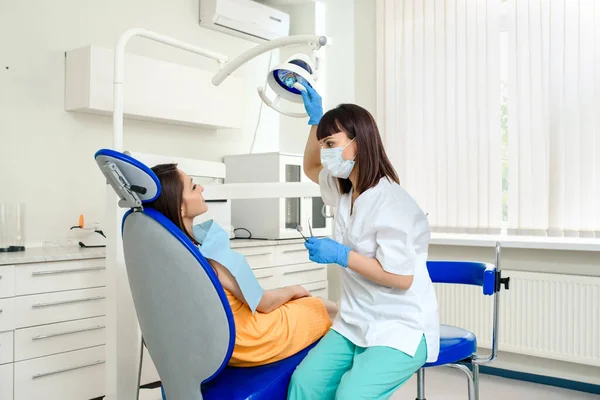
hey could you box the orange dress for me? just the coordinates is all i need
[225,289,331,367]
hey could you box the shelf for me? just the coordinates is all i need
[65,45,244,129]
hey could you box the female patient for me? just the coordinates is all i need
[146,163,337,367]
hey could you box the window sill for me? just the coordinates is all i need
[430,233,600,252]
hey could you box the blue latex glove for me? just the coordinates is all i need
[297,83,323,125]
[304,237,351,268]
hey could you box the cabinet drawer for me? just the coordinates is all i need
[275,243,310,266]
[15,259,106,296]
[254,267,280,290]
[0,331,13,364]
[15,316,106,362]
[236,247,276,270]
[304,281,328,298]
[278,263,327,288]
[14,346,105,400]
[0,363,13,400]
[254,263,327,291]
[0,298,15,332]
[15,287,106,329]
[0,265,15,298]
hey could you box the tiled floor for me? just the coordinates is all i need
[140,368,600,399]
[391,368,600,400]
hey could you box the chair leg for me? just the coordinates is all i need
[135,337,144,400]
[444,364,474,400]
[472,364,480,400]
[415,368,426,400]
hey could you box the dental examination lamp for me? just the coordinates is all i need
[258,53,319,118]
[112,29,327,149]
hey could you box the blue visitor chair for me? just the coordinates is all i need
[95,149,318,400]
[418,249,510,400]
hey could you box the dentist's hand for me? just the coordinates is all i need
[304,237,351,268]
[295,83,323,126]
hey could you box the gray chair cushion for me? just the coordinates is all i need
[122,209,234,400]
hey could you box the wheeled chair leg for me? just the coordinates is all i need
[415,368,426,400]
[445,364,475,400]
[473,364,480,400]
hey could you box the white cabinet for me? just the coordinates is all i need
[0,265,15,298]
[14,287,106,329]
[14,259,106,295]
[239,242,329,298]
[0,298,15,332]
[0,331,13,364]
[0,258,107,400]
[0,363,13,400]
[14,316,106,362]
[65,45,244,130]
[14,345,105,400]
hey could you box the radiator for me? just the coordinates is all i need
[434,270,600,367]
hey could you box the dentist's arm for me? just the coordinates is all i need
[304,238,415,290]
[303,125,322,184]
[346,251,414,290]
[297,84,324,184]
[210,260,309,313]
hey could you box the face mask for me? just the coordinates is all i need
[320,138,356,179]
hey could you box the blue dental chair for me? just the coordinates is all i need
[95,149,318,400]
[418,250,510,400]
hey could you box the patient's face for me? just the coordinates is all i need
[179,170,208,219]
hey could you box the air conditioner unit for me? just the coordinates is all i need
[199,0,290,42]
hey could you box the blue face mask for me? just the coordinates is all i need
[320,138,356,179]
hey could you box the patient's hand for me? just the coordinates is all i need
[292,285,311,300]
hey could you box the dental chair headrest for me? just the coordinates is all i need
[95,149,161,209]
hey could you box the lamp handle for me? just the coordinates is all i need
[257,87,308,118]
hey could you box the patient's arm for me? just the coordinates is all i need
[257,286,309,313]
[209,259,310,314]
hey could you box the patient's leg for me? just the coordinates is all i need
[318,298,338,322]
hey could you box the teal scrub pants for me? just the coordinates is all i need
[287,330,427,400]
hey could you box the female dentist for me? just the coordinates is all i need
[287,85,440,400]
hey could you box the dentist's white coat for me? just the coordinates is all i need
[319,168,440,362]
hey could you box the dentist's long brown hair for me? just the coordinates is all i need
[317,104,399,195]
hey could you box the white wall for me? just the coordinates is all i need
[353,0,377,115]
[0,0,282,246]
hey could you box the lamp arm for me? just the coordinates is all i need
[212,35,327,86]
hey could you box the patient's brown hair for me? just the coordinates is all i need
[146,163,198,245]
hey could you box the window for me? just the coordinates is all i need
[500,2,509,226]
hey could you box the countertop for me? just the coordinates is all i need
[0,238,307,265]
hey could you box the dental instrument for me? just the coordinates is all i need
[296,224,308,241]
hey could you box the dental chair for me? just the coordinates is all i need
[95,149,318,400]
[418,248,510,400]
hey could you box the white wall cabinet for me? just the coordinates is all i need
[65,45,245,130]
[0,240,328,399]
